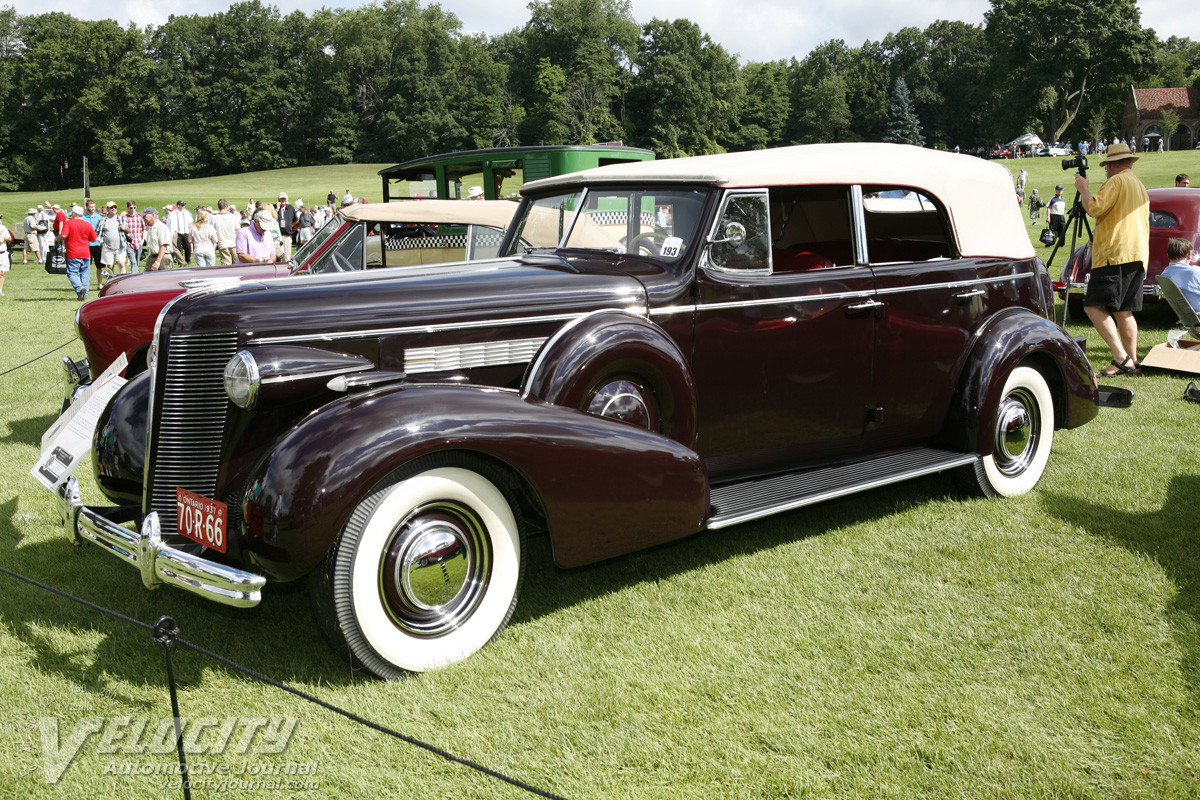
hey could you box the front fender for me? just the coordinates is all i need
[241,385,709,581]
[524,309,697,446]
[940,309,1098,456]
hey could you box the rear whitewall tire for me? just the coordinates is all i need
[969,365,1055,498]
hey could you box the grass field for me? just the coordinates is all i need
[2,157,1200,798]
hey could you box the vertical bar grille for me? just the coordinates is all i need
[149,332,239,534]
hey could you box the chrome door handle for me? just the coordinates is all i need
[845,300,883,310]
[953,288,986,303]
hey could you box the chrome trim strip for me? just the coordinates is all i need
[850,185,867,265]
[873,271,1035,295]
[706,453,979,529]
[247,306,647,346]
[521,307,650,399]
[694,290,876,312]
[260,363,374,385]
[405,337,549,374]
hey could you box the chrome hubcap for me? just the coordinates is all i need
[586,379,657,430]
[379,502,490,637]
[994,388,1040,476]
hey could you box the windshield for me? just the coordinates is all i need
[503,187,708,259]
[289,215,343,272]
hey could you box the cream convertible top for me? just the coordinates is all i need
[339,199,518,228]
[522,143,1035,260]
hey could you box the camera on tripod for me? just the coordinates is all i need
[1061,155,1088,176]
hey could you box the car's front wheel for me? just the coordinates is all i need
[963,365,1055,498]
[311,454,525,679]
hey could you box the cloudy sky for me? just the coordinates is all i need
[13,0,1195,63]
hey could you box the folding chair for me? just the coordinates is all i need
[1155,274,1200,341]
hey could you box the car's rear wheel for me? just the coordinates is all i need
[311,454,524,679]
[962,365,1054,498]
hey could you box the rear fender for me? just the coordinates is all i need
[241,384,708,581]
[940,309,1097,456]
[523,309,697,447]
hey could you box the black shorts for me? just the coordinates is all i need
[1083,261,1144,312]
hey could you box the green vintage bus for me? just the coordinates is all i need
[379,143,655,203]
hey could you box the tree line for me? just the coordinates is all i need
[0,0,1195,192]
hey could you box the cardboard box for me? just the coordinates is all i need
[1141,331,1200,374]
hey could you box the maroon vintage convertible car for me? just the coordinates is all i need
[55,144,1105,678]
[64,200,517,404]
[1055,187,1200,314]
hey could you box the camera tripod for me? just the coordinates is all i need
[1045,175,1093,326]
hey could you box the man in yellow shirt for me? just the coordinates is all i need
[1074,142,1149,376]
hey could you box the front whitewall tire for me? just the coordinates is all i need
[314,458,524,678]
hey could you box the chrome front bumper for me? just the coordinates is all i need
[57,477,265,608]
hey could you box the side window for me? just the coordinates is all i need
[768,185,854,270]
[1149,209,1178,229]
[702,192,770,272]
[859,186,956,263]
[309,225,365,274]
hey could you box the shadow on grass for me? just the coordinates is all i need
[3,413,64,447]
[1,469,966,700]
[1043,474,1200,699]
[0,496,355,707]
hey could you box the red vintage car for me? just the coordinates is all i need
[1055,187,1200,314]
[53,144,1106,678]
[65,200,517,404]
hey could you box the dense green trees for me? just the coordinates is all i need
[0,0,1179,190]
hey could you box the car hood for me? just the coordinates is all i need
[101,263,289,296]
[161,255,651,343]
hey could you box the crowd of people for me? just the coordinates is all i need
[3,189,366,301]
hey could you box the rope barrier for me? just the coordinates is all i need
[0,565,572,800]
[0,338,78,378]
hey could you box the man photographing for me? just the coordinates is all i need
[1074,142,1149,377]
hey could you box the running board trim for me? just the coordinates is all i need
[706,448,980,530]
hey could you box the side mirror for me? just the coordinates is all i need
[709,221,746,248]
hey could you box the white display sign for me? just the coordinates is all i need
[32,354,129,491]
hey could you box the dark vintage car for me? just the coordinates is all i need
[64,200,518,403]
[55,144,1104,678]
[1055,187,1200,313]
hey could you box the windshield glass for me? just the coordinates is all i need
[504,187,708,259]
[290,215,343,272]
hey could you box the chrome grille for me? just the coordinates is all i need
[149,332,239,533]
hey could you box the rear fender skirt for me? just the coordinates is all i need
[241,385,708,580]
[940,309,1097,456]
[523,310,697,447]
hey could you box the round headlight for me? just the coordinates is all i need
[224,351,261,409]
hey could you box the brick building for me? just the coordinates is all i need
[1121,86,1198,151]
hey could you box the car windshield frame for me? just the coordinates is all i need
[289,215,345,273]
[503,185,710,260]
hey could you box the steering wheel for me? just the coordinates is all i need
[623,231,668,256]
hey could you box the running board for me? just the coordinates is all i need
[707,447,979,530]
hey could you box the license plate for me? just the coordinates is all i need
[176,488,228,554]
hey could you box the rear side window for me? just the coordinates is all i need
[1150,209,1179,229]
[859,186,956,263]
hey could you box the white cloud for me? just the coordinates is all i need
[17,0,1200,64]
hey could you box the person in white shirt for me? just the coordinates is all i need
[168,201,195,265]
[210,200,242,265]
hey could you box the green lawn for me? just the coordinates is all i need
[2,161,1200,798]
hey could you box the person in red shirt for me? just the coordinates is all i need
[59,205,98,301]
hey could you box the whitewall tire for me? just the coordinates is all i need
[966,365,1055,498]
[312,456,524,679]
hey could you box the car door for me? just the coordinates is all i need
[858,186,1011,450]
[690,187,877,479]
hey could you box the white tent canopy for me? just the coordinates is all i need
[1008,132,1044,147]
